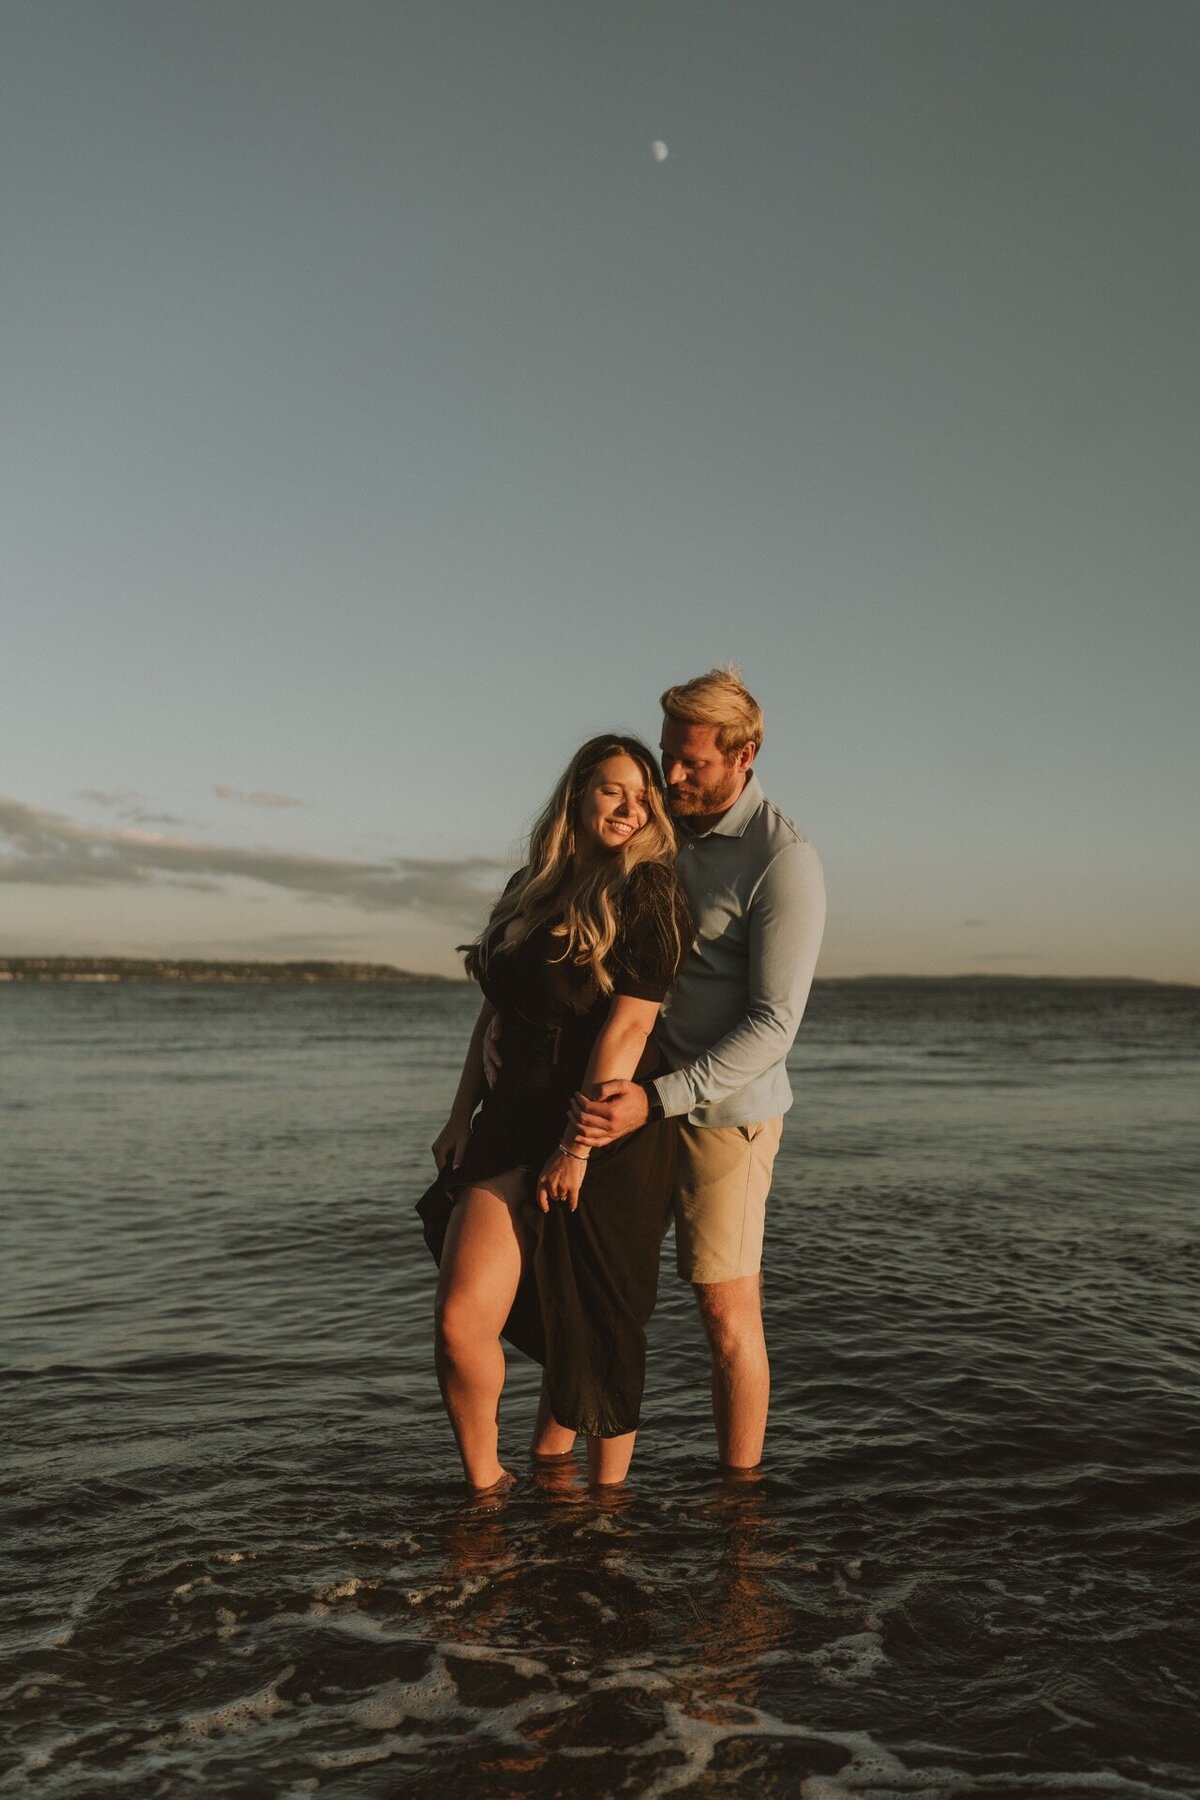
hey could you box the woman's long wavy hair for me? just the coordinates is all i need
[464,734,684,997]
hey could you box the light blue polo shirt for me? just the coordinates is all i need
[651,772,826,1129]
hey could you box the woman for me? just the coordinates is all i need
[421,734,691,1493]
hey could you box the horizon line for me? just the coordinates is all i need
[1,955,1195,992]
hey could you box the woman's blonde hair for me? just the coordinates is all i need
[464,734,685,996]
[660,666,764,757]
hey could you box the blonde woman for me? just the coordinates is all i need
[420,735,691,1493]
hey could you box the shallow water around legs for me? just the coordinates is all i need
[2,979,1198,1796]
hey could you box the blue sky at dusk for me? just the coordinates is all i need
[2,1,1196,979]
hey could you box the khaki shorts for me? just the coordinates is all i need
[673,1117,784,1285]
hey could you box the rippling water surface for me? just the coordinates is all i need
[2,978,1198,1797]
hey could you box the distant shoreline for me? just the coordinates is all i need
[819,972,1198,990]
[0,957,1193,990]
[0,957,459,985]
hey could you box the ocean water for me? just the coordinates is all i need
[2,977,1197,1799]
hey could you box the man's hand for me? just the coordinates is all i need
[482,1015,503,1089]
[568,1079,651,1148]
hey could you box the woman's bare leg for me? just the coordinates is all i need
[530,1374,577,1460]
[435,1170,530,1490]
[587,1430,637,1487]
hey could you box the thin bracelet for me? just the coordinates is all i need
[557,1142,589,1163]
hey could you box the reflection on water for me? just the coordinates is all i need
[2,979,1198,1795]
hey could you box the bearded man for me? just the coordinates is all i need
[561,667,826,1474]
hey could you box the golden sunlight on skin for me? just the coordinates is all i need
[574,754,650,861]
[658,720,755,831]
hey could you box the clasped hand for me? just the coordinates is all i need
[536,1147,587,1213]
[567,1079,650,1147]
[536,1081,651,1211]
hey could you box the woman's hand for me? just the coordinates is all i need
[535,1146,588,1213]
[431,1111,471,1172]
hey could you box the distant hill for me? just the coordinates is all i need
[1,959,1189,991]
[0,957,460,984]
[820,973,1196,990]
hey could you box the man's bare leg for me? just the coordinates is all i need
[693,1274,769,1469]
[530,1374,577,1460]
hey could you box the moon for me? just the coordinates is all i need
[651,140,669,162]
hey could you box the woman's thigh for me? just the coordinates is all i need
[436,1168,532,1334]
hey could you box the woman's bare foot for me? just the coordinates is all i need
[468,1468,517,1500]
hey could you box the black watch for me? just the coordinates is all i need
[638,1079,666,1123]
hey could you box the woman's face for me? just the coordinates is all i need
[576,753,650,857]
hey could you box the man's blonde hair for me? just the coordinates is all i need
[660,667,764,758]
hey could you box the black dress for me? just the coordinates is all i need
[419,862,689,1438]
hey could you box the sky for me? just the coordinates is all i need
[2,0,1197,981]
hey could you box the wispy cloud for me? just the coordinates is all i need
[78,790,190,827]
[213,785,305,808]
[0,797,504,924]
[79,789,136,808]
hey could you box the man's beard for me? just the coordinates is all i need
[667,763,742,818]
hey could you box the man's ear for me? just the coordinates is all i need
[737,742,757,773]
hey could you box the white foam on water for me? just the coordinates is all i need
[314,1736,401,1770]
[797,1746,1191,1799]
[397,1569,498,1613]
[322,1646,572,1763]
[11,1732,80,1778]
[305,1601,387,1636]
[627,1699,875,1799]
[976,1777,1188,1797]
[805,1629,888,1684]
[820,1745,934,1795]
[578,1589,619,1622]
[172,1574,213,1597]
[436,1640,551,1680]
[312,1575,380,1604]
[179,1665,295,1736]
[351,1682,446,1734]
[587,1664,672,1695]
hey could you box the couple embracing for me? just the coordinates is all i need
[420,669,826,1493]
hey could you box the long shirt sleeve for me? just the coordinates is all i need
[650,776,826,1127]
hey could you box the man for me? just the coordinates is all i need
[568,668,825,1473]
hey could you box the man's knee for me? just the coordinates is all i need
[694,1275,763,1358]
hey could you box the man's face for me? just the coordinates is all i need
[659,718,751,822]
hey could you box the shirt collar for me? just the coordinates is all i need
[684,771,763,841]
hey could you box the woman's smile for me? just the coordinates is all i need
[577,754,650,856]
